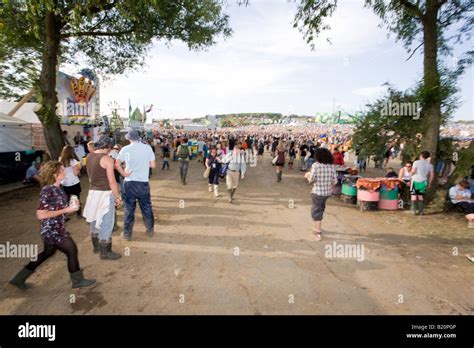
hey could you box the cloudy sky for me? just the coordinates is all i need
[98,0,472,121]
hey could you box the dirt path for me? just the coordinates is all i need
[0,153,473,314]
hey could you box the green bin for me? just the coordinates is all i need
[380,188,398,200]
[341,183,357,196]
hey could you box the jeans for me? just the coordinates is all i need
[90,194,115,241]
[456,201,474,214]
[123,181,154,236]
[179,161,189,181]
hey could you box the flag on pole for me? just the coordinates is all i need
[145,104,153,113]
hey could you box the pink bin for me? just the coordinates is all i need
[378,198,398,210]
[357,190,380,202]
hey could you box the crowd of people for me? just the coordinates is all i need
[8,125,474,290]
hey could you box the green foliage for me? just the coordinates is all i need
[294,0,473,69]
[452,142,474,182]
[352,84,423,160]
[0,0,232,98]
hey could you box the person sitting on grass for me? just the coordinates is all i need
[24,162,41,184]
[449,179,474,214]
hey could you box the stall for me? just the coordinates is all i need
[356,178,402,211]
[341,175,360,205]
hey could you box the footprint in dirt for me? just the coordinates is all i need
[70,291,107,314]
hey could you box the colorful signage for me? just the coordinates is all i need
[57,72,99,124]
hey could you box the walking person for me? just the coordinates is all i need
[59,145,83,219]
[177,138,191,185]
[383,147,391,169]
[299,140,309,171]
[162,140,170,170]
[83,135,125,259]
[9,161,96,290]
[409,151,434,215]
[288,142,296,169]
[275,141,286,182]
[205,146,221,197]
[223,142,247,203]
[116,129,156,240]
[332,147,345,166]
[258,140,265,156]
[304,148,337,241]
[196,137,205,163]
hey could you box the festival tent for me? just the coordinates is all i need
[0,112,32,152]
[0,101,41,124]
[0,101,49,151]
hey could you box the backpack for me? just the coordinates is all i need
[178,145,189,159]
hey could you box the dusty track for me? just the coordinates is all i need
[0,153,473,314]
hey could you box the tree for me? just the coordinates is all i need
[294,0,473,193]
[0,0,231,159]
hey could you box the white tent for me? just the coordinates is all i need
[0,112,33,152]
[0,101,41,124]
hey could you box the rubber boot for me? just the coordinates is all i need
[418,200,424,215]
[208,184,213,192]
[277,172,282,182]
[70,269,96,289]
[231,188,236,200]
[214,185,219,197]
[99,240,122,260]
[411,201,418,215]
[228,189,233,203]
[9,267,34,290]
[91,234,99,254]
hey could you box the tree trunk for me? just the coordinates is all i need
[35,10,64,160]
[421,0,442,200]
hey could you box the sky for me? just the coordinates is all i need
[97,0,473,121]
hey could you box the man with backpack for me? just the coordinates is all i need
[177,138,191,185]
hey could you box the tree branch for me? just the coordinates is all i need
[61,29,135,39]
[436,0,448,10]
[406,42,423,61]
[399,0,424,19]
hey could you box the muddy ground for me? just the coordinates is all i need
[0,154,473,314]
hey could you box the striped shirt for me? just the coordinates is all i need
[224,150,247,175]
[308,162,337,196]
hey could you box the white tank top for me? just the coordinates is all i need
[402,167,411,181]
